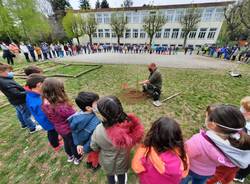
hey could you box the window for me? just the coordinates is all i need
[126,13,132,23]
[125,29,131,38]
[93,31,97,38]
[171,28,179,39]
[140,29,146,38]
[104,29,110,38]
[180,30,185,38]
[140,11,148,23]
[111,31,116,38]
[166,10,175,22]
[103,13,110,24]
[133,12,140,23]
[207,28,217,39]
[96,13,102,24]
[98,29,103,38]
[202,8,214,22]
[198,28,207,39]
[174,9,185,22]
[163,29,171,38]
[214,8,224,21]
[133,29,138,38]
[155,29,162,38]
[189,29,197,39]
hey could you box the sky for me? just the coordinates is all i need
[69,0,228,9]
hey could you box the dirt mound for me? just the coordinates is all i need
[118,88,148,104]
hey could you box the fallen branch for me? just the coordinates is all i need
[161,92,182,103]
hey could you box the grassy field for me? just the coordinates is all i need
[0,60,250,183]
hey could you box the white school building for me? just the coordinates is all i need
[74,1,233,47]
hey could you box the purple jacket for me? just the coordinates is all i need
[42,101,75,135]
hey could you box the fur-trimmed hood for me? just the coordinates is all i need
[105,113,144,148]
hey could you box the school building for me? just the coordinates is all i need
[74,1,233,48]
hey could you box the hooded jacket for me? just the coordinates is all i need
[206,130,250,169]
[67,111,100,153]
[90,114,144,175]
[26,90,54,131]
[185,130,234,176]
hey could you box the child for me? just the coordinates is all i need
[24,66,43,76]
[0,63,41,133]
[90,96,144,184]
[67,92,100,167]
[234,97,250,183]
[182,105,250,184]
[132,117,189,184]
[25,74,62,152]
[41,78,81,164]
[34,45,42,61]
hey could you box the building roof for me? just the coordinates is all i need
[72,1,235,13]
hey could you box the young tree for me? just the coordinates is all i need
[95,0,100,9]
[179,8,201,48]
[101,0,109,8]
[239,0,250,30]
[62,12,82,44]
[143,12,166,47]
[80,14,97,46]
[121,0,133,8]
[110,13,127,44]
[80,0,90,10]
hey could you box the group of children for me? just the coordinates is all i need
[0,62,250,184]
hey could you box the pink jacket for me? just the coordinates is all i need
[185,130,235,176]
[42,101,75,136]
[138,150,184,184]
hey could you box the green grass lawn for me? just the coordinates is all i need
[0,61,250,183]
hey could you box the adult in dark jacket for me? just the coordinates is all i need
[140,63,162,107]
[27,44,36,62]
[0,63,41,133]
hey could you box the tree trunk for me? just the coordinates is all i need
[117,36,120,45]
[183,34,188,48]
[88,34,92,46]
[76,36,80,45]
[149,35,153,54]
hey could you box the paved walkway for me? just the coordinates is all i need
[58,52,236,69]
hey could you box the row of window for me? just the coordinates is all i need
[94,7,224,24]
[93,28,217,39]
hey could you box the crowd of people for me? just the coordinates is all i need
[0,61,250,184]
[197,44,250,63]
[0,41,181,65]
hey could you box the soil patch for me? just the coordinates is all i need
[118,88,148,104]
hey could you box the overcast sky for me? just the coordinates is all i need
[69,0,228,9]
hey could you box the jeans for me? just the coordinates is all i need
[236,165,250,179]
[181,170,212,184]
[15,104,36,131]
[107,174,126,184]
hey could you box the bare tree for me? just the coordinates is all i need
[143,11,166,47]
[179,8,201,48]
[81,14,97,46]
[121,0,133,8]
[110,12,127,44]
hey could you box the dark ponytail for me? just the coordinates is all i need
[208,105,250,150]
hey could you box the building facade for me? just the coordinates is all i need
[75,1,233,47]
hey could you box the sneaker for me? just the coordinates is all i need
[29,125,42,134]
[73,157,82,165]
[233,177,245,183]
[153,100,162,107]
[21,125,27,129]
[67,155,74,163]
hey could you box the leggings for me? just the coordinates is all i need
[61,133,81,159]
[107,174,126,184]
[47,129,59,148]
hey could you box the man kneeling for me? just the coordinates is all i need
[140,63,162,107]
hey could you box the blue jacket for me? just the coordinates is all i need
[26,91,54,131]
[67,111,100,153]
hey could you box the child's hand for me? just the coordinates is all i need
[77,145,84,155]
